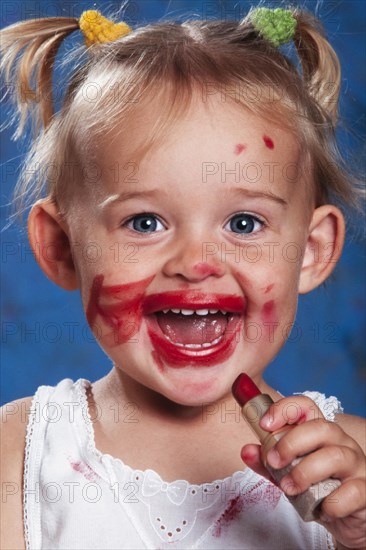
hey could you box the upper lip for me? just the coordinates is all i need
[142,292,246,315]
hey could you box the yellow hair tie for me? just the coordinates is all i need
[79,10,132,47]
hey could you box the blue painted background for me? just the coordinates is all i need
[1,0,365,415]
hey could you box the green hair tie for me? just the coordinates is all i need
[250,7,297,47]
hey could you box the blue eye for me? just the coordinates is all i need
[226,213,263,235]
[125,214,164,233]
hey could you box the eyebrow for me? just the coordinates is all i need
[97,189,168,210]
[98,185,288,210]
[228,187,288,207]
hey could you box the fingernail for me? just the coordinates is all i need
[260,414,273,429]
[267,448,281,467]
[280,476,298,495]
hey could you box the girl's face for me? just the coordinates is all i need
[68,94,313,406]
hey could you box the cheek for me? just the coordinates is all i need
[233,269,254,290]
[261,300,277,325]
[151,350,165,373]
[86,274,155,347]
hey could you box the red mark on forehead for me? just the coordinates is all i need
[86,274,155,347]
[234,143,247,155]
[263,135,274,149]
[263,283,274,294]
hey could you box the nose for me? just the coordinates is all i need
[162,237,226,282]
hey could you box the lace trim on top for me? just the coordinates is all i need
[24,386,44,550]
[74,377,253,488]
[75,378,344,487]
[295,391,344,421]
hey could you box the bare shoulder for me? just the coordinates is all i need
[336,412,366,453]
[0,395,34,550]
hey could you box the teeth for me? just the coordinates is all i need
[164,334,223,348]
[159,308,228,315]
[180,309,195,315]
[195,309,209,316]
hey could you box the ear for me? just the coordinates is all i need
[299,205,345,294]
[28,197,79,291]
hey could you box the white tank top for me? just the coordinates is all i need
[23,378,342,549]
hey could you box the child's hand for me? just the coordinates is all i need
[240,396,366,549]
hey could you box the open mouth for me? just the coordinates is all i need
[154,308,239,349]
[144,299,244,367]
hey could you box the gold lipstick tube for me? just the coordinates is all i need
[242,394,341,522]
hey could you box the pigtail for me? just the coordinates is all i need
[0,17,79,138]
[292,10,341,124]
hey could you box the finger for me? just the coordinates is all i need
[241,444,280,486]
[278,445,361,496]
[260,396,324,431]
[320,478,366,520]
[266,420,360,469]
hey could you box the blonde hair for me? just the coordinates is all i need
[0,7,363,221]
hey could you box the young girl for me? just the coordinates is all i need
[1,5,365,550]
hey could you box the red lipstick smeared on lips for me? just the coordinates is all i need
[143,292,245,367]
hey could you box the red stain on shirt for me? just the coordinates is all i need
[234,143,247,155]
[69,459,100,482]
[212,480,282,538]
[212,496,244,537]
[263,135,274,149]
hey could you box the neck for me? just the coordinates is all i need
[97,366,250,427]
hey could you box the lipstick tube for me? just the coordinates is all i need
[232,373,341,522]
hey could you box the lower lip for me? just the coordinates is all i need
[145,313,243,367]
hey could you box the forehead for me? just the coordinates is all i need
[88,91,303,201]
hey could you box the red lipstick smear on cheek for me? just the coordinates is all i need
[261,300,277,325]
[261,300,279,343]
[234,143,247,155]
[263,135,274,149]
[151,350,165,373]
[86,274,155,347]
[233,269,253,290]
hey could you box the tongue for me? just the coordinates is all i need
[155,312,227,344]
